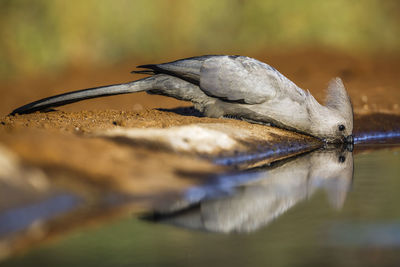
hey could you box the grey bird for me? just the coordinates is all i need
[10,55,354,143]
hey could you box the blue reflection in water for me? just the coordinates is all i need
[354,131,400,144]
[215,129,400,166]
[214,141,312,166]
[0,193,81,237]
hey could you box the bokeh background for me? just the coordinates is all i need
[1,2,400,265]
[1,0,400,80]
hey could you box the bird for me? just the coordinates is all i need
[10,55,354,143]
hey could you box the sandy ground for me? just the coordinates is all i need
[0,49,399,260]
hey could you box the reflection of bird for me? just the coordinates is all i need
[11,55,353,143]
[146,148,353,233]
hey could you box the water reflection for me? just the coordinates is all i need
[146,147,353,233]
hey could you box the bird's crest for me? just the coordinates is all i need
[325,78,353,126]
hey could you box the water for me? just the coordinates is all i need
[1,145,399,267]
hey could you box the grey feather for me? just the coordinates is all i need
[200,56,301,104]
[136,55,217,83]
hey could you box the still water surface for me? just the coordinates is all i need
[1,147,400,267]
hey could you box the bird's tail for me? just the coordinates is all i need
[10,76,156,115]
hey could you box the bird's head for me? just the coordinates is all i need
[306,78,354,143]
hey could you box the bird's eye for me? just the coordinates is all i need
[338,125,345,131]
[338,156,346,163]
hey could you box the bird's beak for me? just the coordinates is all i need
[345,135,354,144]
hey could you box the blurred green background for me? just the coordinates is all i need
[0,0,399,80]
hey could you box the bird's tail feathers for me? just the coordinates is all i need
[130,69,156,75]
[10,77,154,115]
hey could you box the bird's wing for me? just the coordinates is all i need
[199,56,300,104]
[133,55,303,104]
[133,55,217,84]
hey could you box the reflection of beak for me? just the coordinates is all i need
[345,135,354,144]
